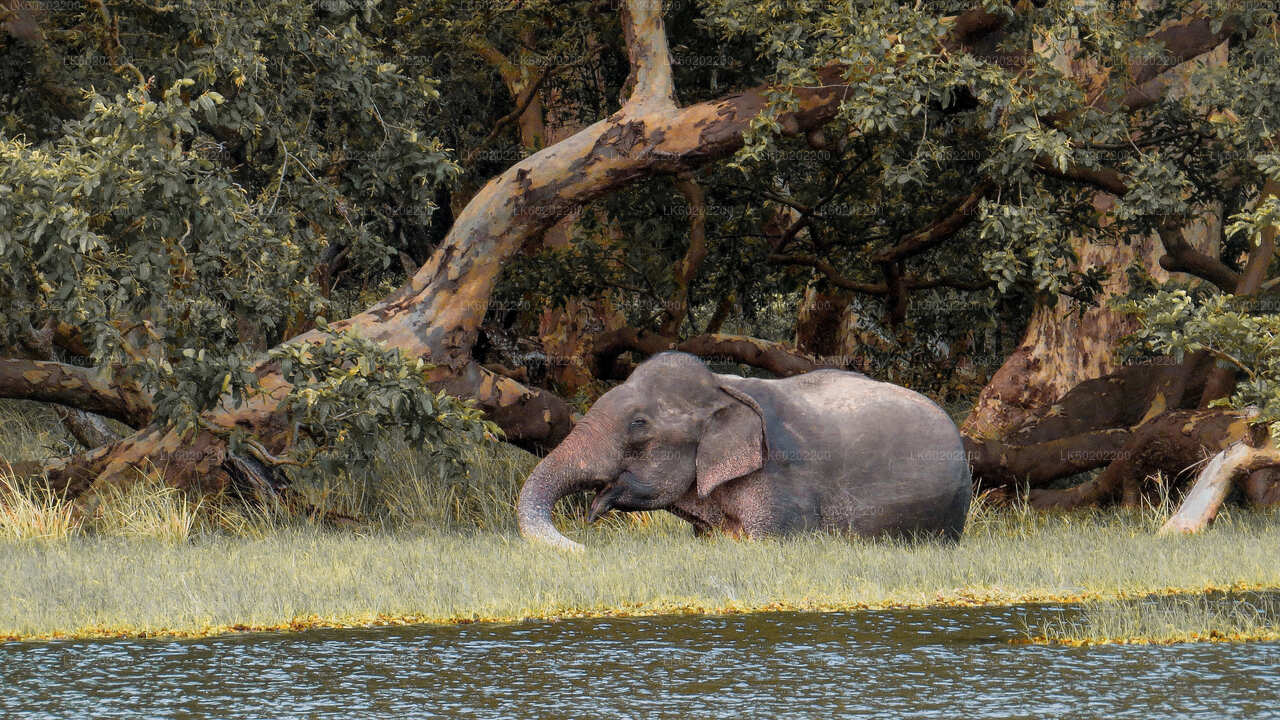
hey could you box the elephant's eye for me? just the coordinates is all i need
[629,417,648,431]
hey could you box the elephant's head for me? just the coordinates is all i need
[516,352,767,551]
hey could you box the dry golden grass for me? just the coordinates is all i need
[86,468,204,543]
[0,474,80,542]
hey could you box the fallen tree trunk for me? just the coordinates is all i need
[1028,409,1261,510]
[1159,441,1280,534]
[0,358,152,427]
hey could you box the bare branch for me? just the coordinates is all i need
[1156,222,1240,293]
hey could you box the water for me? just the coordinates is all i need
[3,605,1277,719]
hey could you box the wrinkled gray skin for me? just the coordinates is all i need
[517,352,971,551]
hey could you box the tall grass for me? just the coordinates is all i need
[2,507,1278,640]
[88,469,204,543]
[0,474,80,541]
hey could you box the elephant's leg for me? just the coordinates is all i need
[714,475,792,539]
[670,491,727,536]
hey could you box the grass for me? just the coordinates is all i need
[1029,594,1280,645]
[3,400,1280,643]
[0,475,79,542]
[2,502,1279,642]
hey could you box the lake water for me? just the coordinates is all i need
[3,604,1277,719]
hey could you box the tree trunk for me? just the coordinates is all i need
[962,33,1229,438]
[1157,441,1280,534]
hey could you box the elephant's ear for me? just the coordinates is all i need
[696,385,767,498]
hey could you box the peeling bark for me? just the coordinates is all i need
[53,406,122,450]
[0,358,152,427]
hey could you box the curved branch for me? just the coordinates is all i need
[659,175,709,336]
[872,180,994,263]
[1157,221,1240,292]
[1033,158,1130,196]
[0,359,152,427]
[1114,16,1239,113]
[769,253,889,294]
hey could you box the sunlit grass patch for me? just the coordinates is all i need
[3,400,1280,643]
[86,468,204,543]
[2,507,1279,642]
[1027,593,1280,645]
[0,473,80,542]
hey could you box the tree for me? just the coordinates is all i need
[2,0,1278,517]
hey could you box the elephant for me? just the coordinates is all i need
[516,351,971,551]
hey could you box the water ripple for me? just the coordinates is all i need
[2,605,1278,719]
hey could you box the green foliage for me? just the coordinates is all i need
[0,0,493,472]
[3,0,1280,471]
[1119,290,1280,438]
[267,326,501,484]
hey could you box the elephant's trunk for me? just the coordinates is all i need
[516,422,614,552]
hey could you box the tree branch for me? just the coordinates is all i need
[659,174,709,336]
[0,359,153,427]
[1156,221,1240,293]
[619,0,675,110]
[592,327,829,378]
[872,180,994,263]
[1033,158,1130,196]
[1114,16,1239,113]
[464,66,552,166]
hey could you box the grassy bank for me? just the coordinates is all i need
[3,507,1279,642]
[4,400,1280,643]
[1028,594,1280,646]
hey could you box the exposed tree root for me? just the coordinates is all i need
[965,355,1211,490]
[1028,409,1261,510]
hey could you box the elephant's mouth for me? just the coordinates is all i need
[587,481,625,523]
[587,471,664,522]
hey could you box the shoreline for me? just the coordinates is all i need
[5,582,1278,644]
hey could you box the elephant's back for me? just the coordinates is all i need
[762,370,971,538]
[783,370,955,427]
